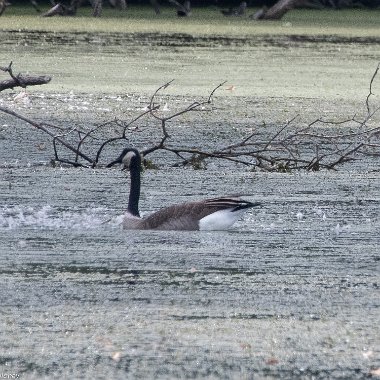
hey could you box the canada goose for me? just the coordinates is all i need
[107,148,261,231]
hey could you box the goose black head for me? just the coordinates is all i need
[107,148,142,170]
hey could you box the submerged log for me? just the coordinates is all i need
[0,74,51,91]
[41,3,64,16]
[41,0,81,17]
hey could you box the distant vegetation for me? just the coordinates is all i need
[1,0,380,19]
[2,4,380,37]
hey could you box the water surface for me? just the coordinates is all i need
[0,165,379,378]
[0,30,379,379]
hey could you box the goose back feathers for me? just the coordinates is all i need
[107,148,260,231]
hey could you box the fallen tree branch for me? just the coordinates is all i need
[366,62,379,114]
[251,0,305,20]
[1,63,379,171]
[0,105,94,165]
[0,62,51,91]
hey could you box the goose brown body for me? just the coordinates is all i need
[123,196,257,230]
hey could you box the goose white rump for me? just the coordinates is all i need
[198,208,247,231]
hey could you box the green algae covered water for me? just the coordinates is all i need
[0,27,379,378]
[0,164,379,378]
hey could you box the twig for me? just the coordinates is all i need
[366,62,380,115]
[1,64,380,172]
[0,105,93,164]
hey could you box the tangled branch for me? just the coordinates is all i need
[0,63,379,171]
[0,61,51,91]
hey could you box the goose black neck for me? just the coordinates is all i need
[127,156,141,217]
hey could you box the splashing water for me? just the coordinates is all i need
[0,205,123,230]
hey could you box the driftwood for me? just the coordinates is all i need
[41,3,64,17]
[41,0,157,17]
[41,0,81,17]
[0,62,51,91]
[41,0,129,17]
[251,0,305,20]
[0,62,379,171]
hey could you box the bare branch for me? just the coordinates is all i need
[0,62,51,91]
[366,62,380,115]
[1,62,380,172]
[0,105,93,164]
